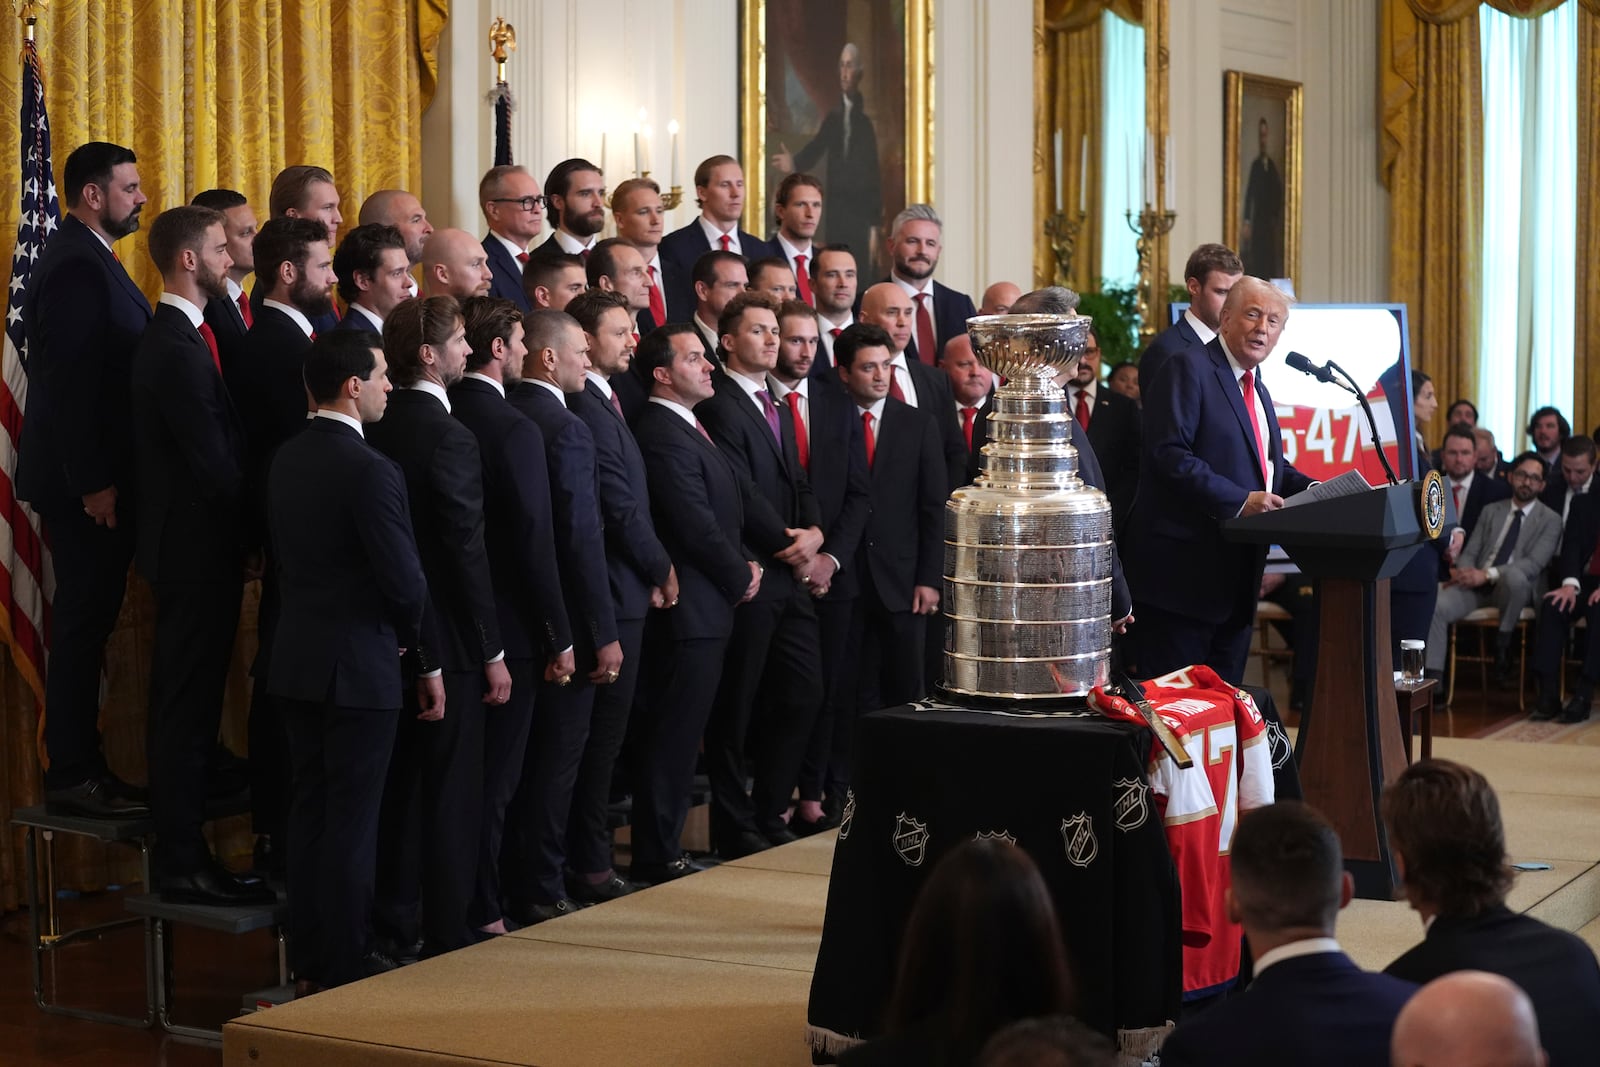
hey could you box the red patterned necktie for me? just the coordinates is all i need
[862,411,876,468]
[913,292,937,365]
[888,364,906,403]
[718,233,732,253]
[1452,484,1463,516]
[1075,389,1091,431]
[517,251,529,264]
[830,327,842,338]
[609,390,625,421]
[1240,370,1269,487]
[647,266,667,327]
[236,291,254,328]
[198,321,221,373]
[794,254,813,305]
[695,419,714,444]
[961,406,977,451]
[786,391,809,471]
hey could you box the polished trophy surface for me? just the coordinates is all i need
[940,313,1114,703]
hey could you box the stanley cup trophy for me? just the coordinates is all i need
[940,314,1114,704]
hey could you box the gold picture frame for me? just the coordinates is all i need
[1223,70,1302,287]
[739,0,933,277]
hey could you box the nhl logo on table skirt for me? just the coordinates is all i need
[1060,812,1099,868]
[892,812,931,866]
[1112,778,1149,832]
[838,788,856,840]
[973,829,1017,846]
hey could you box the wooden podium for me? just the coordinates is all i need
[1224,481,1438,898]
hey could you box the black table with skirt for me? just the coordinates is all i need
[805,687,1300,1061]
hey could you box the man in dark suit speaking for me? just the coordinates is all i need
[1124,277,1312,683]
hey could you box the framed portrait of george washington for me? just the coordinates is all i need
[739,0,932,279]
[1223,70,1302,288]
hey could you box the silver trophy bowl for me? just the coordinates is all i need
[940,313,1114,703]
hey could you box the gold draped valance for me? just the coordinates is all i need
[0,0,447,912]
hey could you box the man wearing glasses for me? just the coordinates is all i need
[479,165,547,312]
[1426,452,1560,684]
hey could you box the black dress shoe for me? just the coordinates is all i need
[764,826,800,846]
[45,776,151,820]
[361,948,401,976]
[714,830,772,860]
[1530,693,1562,722]
[1560,693,1593,724]
[371,933,422,965]
[506,898,585,926]
[568,873,635,904]
[158,862,277,907]
[630,856,708,886]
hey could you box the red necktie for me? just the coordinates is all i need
[236,291,254,328]
[580,247,591,262]
[889,365,906,403]
[794,254,813,305]
[1452,484,1463,516]
[609,390,625,421]
[862,411,876,468]
[1075,389,1091,431]
[830,327,842,338]
[517,251,529,264]
[913,292,937,365]
[961,406,977,451]
[786,391,809,471]
[198,321,221,373]
[695,419,714,444]
[1240,370,1269,487]
[718,234,732,253]
[647,266,667,327]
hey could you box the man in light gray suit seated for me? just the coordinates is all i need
[1427,450,1560,684]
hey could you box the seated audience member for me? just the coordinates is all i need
[1391,971,1547,1067]
[1532,488,1600,721]
[1382,759,1600,1067]
[1156,802,1416,1067]
[1474,426,1510,479]
[976,1016,1114,1067]
[1430,399,1479,470]
[747,255,800,303]
[1438,421,1510,547]
[1107,360,1140,405]
[840,839,1076,1067]
[1424,451,1558,683]
[977,281,1021,316]
[1540,434,1596,526]
[522,251,588,312]
[1528,404,1570,477]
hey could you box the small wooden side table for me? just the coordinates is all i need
[1394,677,1438,763]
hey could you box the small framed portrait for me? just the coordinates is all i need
[1223,70,1302,287]
[739,0,933,278]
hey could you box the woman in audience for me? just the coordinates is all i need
[840,839,1077,1067]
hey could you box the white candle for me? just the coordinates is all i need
[1053,129,1063,212]
[643,124,652,174]
[1079,135,1088,215]
[1164,134,1175,209]
[668,120,680,187]
[633,128,641,177]
[600,132,607,176]
[1145,130,1156,208]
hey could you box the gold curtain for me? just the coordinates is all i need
[1034,0,1142,289]
[1380,0,1594,441]
[0,0,446,912]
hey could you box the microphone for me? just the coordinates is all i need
[1285,351,1337,384]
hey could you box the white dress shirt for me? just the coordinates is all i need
[345,302,385,331]
[313,409,364,437]
[887,352,920,408]
[262,298,315,338]
[696,215,741,254]
[462,370,505,397]
[768,376,809,437]
[405,379,451,413]
[1218,338,1274,490]
[157,291,204,329]
[553,229,597,256]
[816,312,854,367]
[1252,937,1342,980]
[1183,307,1218,345]
[649,395,699,427]
[529,377,568,407]
[490,231,529,262]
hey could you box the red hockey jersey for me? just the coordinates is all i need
[1089,665,1275,998]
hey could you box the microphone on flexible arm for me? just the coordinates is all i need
[1282,350,1401,486]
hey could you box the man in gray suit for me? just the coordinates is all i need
[1427,451,1560,681]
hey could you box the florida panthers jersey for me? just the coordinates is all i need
[1089,665,1275,998]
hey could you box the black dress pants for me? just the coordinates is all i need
[567,617,645,877]
[502,669,595,904]
[469,657,534,927]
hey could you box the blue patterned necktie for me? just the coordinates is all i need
[1491,509,1522,567]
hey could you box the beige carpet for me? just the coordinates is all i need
[224,744,1600,1066]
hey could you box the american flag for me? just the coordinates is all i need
[0,34,57,709]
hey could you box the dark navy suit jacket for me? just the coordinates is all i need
[1137,313,1205,395]
[1385,905,1600,1067]
[635,402,754,641]
[793,380,871,601]
[448,375,571,660]
[1158,950,1415,1067]
[569,377,674,621]
[884,278,976,366]
[265,417,427,710]
[1125,338,1313,625]
[508,381,618,658]
[482,233,532,313]
[658,220,774,315]
[17,214,153,511]
[855,398,946,609]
